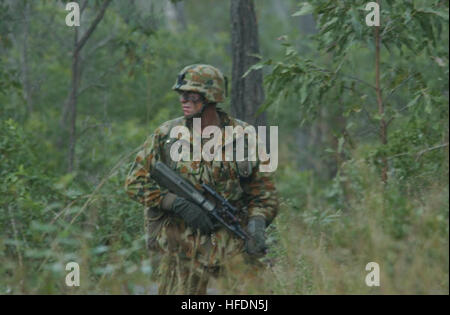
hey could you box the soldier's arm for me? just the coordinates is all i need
[241,160,279,225]
[125,130,169,209]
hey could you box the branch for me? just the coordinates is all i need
[385,74,415,103]
[356,127,379,138]
[75,0,113,55]
[78,123,109,138]
[380,19,393,37]
[77,55,126,98]
[315,68,376,90]
[342,74,376,90]
[415,143,449,161]
[86,34,115,57]
[385,117,395,129]
[386,93,423,128]
[396,95,422,114]
[387,143,449,161]
[81,0,89,14]
[77,83,106,97]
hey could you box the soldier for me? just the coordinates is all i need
[125,64,278,294]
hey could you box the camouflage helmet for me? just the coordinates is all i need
[172,64,227,103]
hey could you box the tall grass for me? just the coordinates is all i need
[238,159,449,295]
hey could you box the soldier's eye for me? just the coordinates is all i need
[180,92,202,102]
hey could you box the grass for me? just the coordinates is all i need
[1,156,448,295]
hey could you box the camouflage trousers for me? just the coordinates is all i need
[147,216,267,294]
[153,251,266,295]
[156,252,216,295]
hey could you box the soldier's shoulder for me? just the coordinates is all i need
[219,110,252,128]
[154,116,185,135]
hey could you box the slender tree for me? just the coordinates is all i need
[61,0,112,172]
[230,0,266,128]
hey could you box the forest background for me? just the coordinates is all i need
[0,0,448,294]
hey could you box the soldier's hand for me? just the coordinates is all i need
[170,196,215,235]
[245,216,267,257]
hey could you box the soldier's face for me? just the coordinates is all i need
[179,91,204,116]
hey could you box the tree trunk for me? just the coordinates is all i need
[68,27,80,173]
[175,1,187,30]
[62,0,112,172]
[165,0,187,32]
[230,0,266,128]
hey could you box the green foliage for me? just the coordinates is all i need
[250,0,448,184]
[0,1,235,293]
[245,1,449,294]
[265,155,448,294]
[0,117,148,293]
[0,59,23,121]
[0,119,61,272]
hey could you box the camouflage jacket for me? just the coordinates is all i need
[125,109,278,267]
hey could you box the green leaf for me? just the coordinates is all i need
[256,101,272,116]
[248,53,263,60]
[405,94,421,109]
[423,93,432,114]
[337,137,345,154]
[92,245,109,255]
[285,46,297,57]
[417,8,449,21]
[292,3,314,17]
[373,113,384,121]
[242,63,264,78]
[300,83,308,104]
[31,221,57,233]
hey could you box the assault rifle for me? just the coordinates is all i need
[151,161,249,241]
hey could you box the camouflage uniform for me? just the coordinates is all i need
[125,65,278,294]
